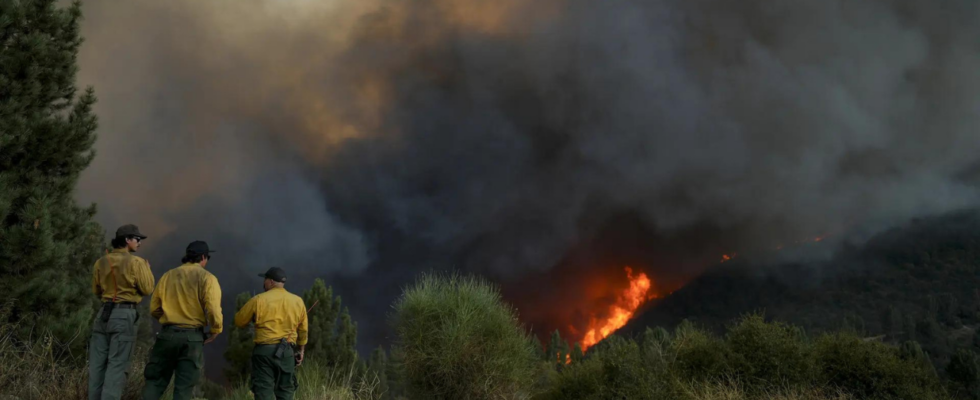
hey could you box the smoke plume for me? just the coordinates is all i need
[76,0,980,355]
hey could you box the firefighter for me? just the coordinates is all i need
[142,241,222,400]
[234,267,309,400]
[89,224,154,400]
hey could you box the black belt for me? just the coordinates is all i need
[162,325,204,333]
[102,302,137,309]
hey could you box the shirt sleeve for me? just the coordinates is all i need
[91,260,103,298]
[149,274,164,321]
[297,304,309,346]
[203,274,224,335]
[234,297,257,328]
[134,258,155,297]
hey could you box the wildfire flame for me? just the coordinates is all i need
[579,266,653,351]
[567,234,828,354]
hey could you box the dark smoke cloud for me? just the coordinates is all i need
[76,0,980,360]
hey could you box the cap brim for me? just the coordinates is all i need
[258,273,267,278]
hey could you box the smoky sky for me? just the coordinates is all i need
[75,0,980,364]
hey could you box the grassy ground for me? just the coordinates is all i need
[0,329,148,400]
[0,334,883,400]
[0,329,379,400]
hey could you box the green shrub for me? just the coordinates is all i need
[726,314,814,391]
[813,332,947,399]
[391,272,536,400]
[671,320,731,382]
[947,348,980,399]
[541,334,684,400]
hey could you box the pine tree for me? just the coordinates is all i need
[302,278,359,370]
[938,293,962,328]
[900,341,937,377]
[545,330,570,369]
[386,345,407,399]
[368,346,390,399]
[905,316,918,342]
[531,335,545,359]
[0,0,104,357]
[223,292,254,384]
[927,295,939,318]
[882,306,902,338]
[336,307,359,369]
[841,313,866,335]
[570,343,584,363]
[948,349,980,399]
[970,289,980,322]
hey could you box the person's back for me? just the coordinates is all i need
[89,224,152,400]
[143,241,221,400]
[152,263,220,328]
[92,249,154,304]
[234,267,308,400]
[249,287,307,345]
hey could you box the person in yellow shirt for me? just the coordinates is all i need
[89,224,154,400]
[234,267,309,400]
[142,241,222,400]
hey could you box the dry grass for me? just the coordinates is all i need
[223,361,382,400]
[676,379,853,400]
[0,325,379,400]
[0,329,148,400]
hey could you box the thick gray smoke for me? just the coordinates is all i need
[75,0,980,357]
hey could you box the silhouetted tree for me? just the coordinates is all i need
[0,0,104,358]
[302,278,359,370]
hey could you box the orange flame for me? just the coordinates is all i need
[579,266,653,351]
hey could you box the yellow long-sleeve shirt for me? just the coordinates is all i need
[234,287,308,345]
[150,263,223,334]
[92,248,155,303]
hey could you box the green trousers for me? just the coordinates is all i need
[89,306,138,400]
[141,326,205,400]
[251,344,298,400]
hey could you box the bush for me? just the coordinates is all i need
[671,320,731,382]
[539,315,951,400]
[813,332,947,399]
[726,315,814,391]
[946,349,980,399]
[541,335,663,400]
[391,272,536,400]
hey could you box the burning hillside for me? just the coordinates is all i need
[75,0,980,356]
[576,267,656,350]
[531,230,844,351]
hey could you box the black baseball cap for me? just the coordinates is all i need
[185,240,216,256]
[259,267,287,283]
[115,224,147,239]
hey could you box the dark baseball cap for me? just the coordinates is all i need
[115,224,147,239]
[185,240,216,256]
[259,267,287,283]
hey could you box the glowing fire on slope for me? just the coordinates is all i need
[553,233,832,356]
[722,235,829,263]
[578,267,656,351]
